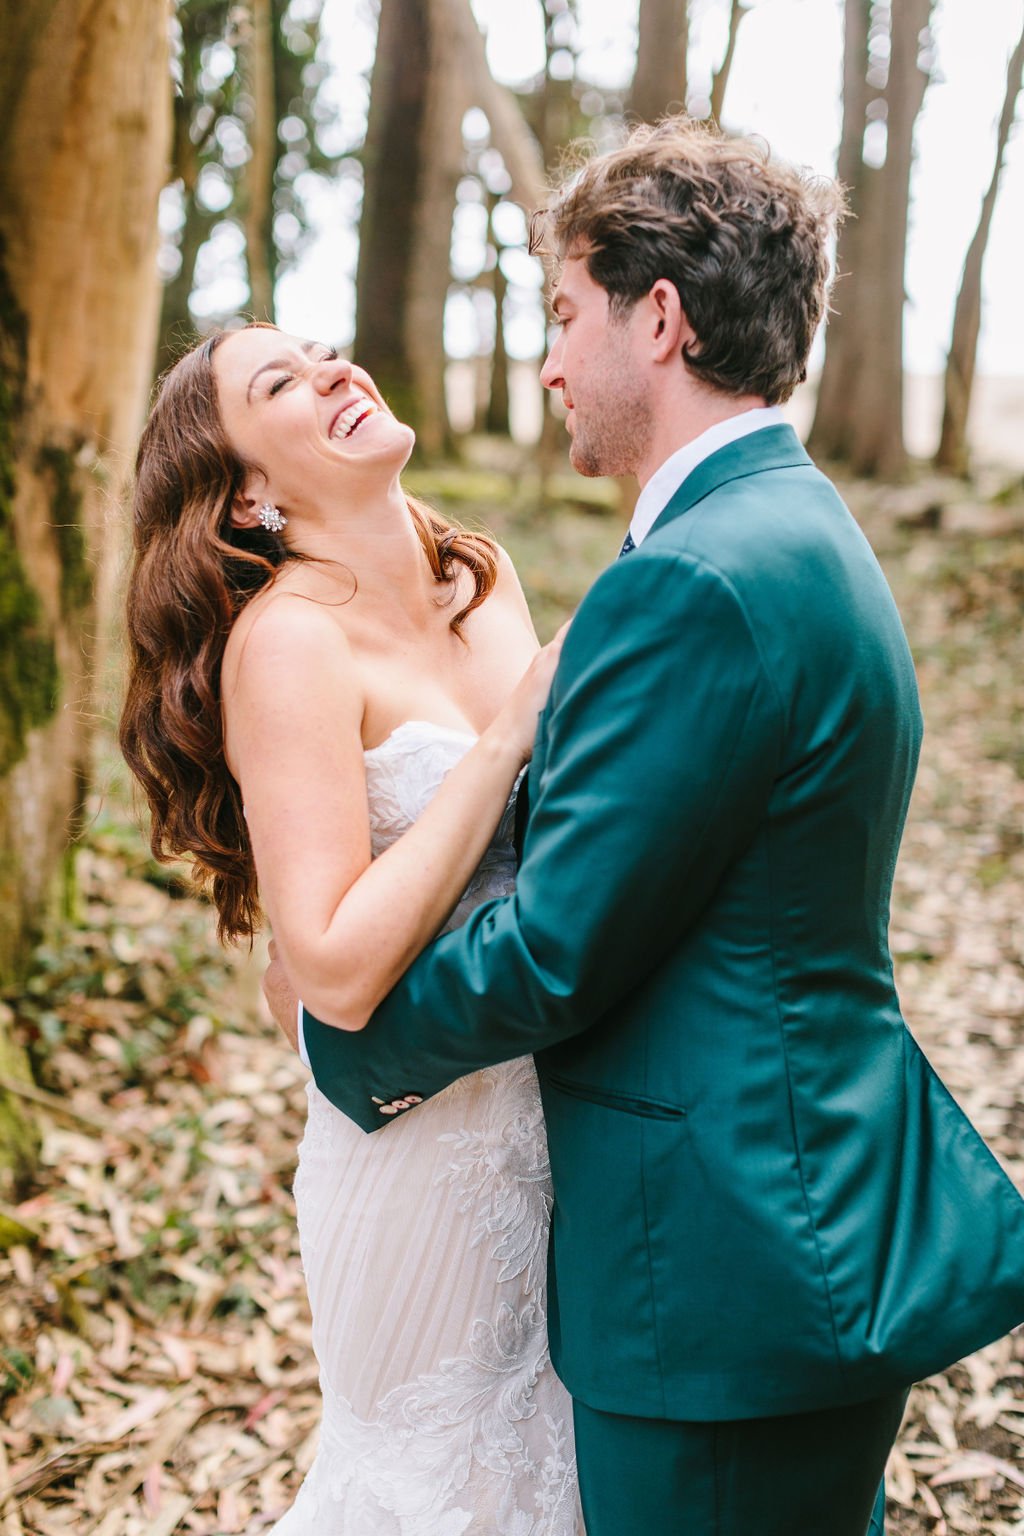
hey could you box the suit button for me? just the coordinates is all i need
[404,1094,423,1104]
[379,1103,398,1115]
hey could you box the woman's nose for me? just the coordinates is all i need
[314,355,353,393]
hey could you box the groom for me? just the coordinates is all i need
[267,118,1024,1534]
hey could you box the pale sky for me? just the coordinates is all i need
[264,0,1024,379]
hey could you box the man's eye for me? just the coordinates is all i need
[269,375,292,396]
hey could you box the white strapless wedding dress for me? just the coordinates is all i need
[271,721,584,1536]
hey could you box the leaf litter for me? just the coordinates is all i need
[0,481,1022,1533]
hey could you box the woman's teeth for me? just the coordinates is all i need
[332,400,376,439]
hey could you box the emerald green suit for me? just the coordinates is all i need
[304,427,1024,1429]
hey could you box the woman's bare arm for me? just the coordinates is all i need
[222,594,557,1031]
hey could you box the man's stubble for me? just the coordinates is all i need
[567,324,655,482]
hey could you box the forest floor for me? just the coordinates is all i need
[1,452,1022,1535]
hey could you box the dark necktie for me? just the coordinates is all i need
[619,529,637,557]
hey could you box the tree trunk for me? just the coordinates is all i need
[0,1004,39,1208]
[0,0,170,1188]
[155,5,229,376]
[484,199,511,435]
[447,0,546,213]
[809,0,933,479]
[935,20,1024,476]
[423,0,547,455]
[710,0,746,124]
[806,0,869,463]
[855,0,931,479]
[631,0,688,124]
[155,194,215,378]
[242,0,277,322]
[356,0,545,456]
[354,0,432,433]
[404,0,468,458]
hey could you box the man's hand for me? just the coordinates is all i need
[262,939,301,1054]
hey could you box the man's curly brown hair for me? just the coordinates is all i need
[531,115,846,405]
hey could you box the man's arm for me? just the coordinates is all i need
[305,548,783,1132]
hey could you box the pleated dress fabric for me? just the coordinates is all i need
[270,721,584,1536]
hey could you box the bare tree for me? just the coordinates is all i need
[155,1,238,376]
[710,0,749,124]
[156,0,336,375]
[354,0,438,441]
[809,0,935,479]
[241,0,277,321]
[0,0,170,1190]
[631,0,688,123]
[453,0,546,211]
[935,20,1024,476]
[356,0,545,457]
[403,0,472,458]
[482,193,512,436]
[630,0,748,128]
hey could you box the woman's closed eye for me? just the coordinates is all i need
[266,346,338,399]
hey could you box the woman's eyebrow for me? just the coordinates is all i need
[246,339,323,403]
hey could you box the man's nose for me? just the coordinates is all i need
[539,340,564,393]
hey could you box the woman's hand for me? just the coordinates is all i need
[262,938,300,1052]
[484,621,570,765]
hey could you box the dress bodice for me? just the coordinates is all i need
[278,722,583,1535]
[362,719,520,931]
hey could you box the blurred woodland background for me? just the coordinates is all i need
[0,1,1022,1531]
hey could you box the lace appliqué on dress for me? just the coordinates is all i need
[270,723,583,1535]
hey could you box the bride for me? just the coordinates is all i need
[119,323,583,1534]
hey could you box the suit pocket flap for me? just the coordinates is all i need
[544,1072,686,1120]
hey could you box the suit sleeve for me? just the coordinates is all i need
[304,548,783,1131]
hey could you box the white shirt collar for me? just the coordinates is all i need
[630,406,785,546]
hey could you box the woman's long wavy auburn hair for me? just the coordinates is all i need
[119,325,499,945]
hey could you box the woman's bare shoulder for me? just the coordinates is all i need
[490,542,537,637]
[223,571,356,698]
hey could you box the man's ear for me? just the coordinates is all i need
[648,279,697,363]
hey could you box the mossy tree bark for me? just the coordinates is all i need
[0,0,170,1193]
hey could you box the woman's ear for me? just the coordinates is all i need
[228,476,266,530]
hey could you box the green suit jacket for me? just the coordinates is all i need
[304,426,1024,1421]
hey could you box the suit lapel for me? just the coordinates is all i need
[515,425,811,862]
[646,423,812,541]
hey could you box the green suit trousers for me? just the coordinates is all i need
[571,1389,908,1536]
